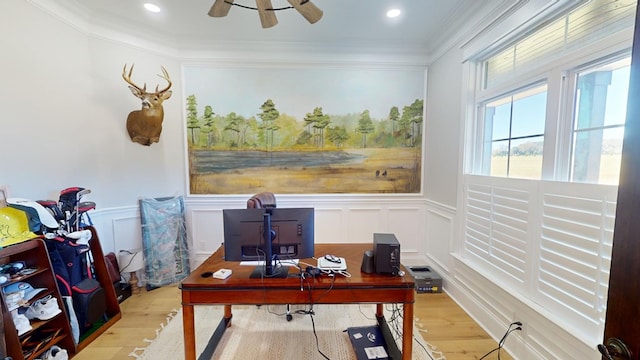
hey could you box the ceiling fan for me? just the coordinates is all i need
[208,0,323,28]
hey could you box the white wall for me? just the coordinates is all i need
[424,45,463,208]
[0,1,185,208]
[0,2,430,263]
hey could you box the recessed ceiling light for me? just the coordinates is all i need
[144,3,161,13]
[386,9,401,18]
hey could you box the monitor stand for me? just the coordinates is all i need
[249,264,289,279]
[249,210,290,279]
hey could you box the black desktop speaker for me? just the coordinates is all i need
[373,233,401,275]
[360,250,375,273]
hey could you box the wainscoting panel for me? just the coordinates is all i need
[447,256,602,360]
[346,207,387,242]
[424,203,454,271]
[92,199,429,267]
[387,206,426,261]
[188,208,223,254]
[314,208,344,244]
[90,206,141,255]
[187,203,427,249]
[112,216,142,253]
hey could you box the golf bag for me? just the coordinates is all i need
[12,188,104,340]
[46,235,106,338]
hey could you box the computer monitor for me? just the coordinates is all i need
[222,207,314,278]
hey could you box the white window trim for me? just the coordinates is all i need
[465,30,632,181]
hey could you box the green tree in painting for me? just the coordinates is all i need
[223,112,243,147]
[303,110,315,133]
[406,99,424,147]
[304,107,330,147]
[242,116,258,147]
[398,106,412,146]
[296,130,313,145]
[389,106,400,133]
[200,105,216,147]
[303,111,315,146]
[186,94,200,144]
[327,125,350,148]
[312,107,330,148]
[258,99,280,150]
[356,109,375,148]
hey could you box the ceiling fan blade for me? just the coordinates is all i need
[256,0,278,28]
[286,0,323,24]
[208,0,233,17]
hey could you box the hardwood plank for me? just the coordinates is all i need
[72,286,513,360]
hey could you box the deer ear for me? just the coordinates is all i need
[128,86,143,98]
[161,90,172,100]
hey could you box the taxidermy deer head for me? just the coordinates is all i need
[122,64,172,146]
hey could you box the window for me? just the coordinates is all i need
[460,0,636,350]
[482,84,547,179]
[570,57,630,184]
[470,0,635,184]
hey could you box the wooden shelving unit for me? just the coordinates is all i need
[0,227,121,359]
[1,239,76,360]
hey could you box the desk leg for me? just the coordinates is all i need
[376,303,384,317]
[402,303,413,360]
[183,304,196,360]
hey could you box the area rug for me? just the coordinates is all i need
[129,304,445,359]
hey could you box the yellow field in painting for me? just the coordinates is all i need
[190,148,422,194]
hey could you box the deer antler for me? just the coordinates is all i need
[122,64,146,92]
[154,66,172,94]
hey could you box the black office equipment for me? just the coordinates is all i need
[373,233,401,276]
[406,266,443,293]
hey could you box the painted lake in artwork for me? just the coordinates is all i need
[189,148,421,194]
[192,150,366,173]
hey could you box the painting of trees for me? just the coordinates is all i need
[185,95,422,152]
[183,65,424,194]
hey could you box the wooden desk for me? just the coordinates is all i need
[180,243,415,360]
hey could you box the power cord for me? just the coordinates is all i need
[379,304,438,360]
[479,322,523,360]
[308,309,330,359]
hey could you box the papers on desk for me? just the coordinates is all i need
[240,259,299,267]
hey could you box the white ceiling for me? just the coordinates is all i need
[53,0,498,56]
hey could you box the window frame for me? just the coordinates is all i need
[469,37,633,184]
[563,53,631,184]
[477,82,548,178]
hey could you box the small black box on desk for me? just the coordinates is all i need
[406,266,442,293]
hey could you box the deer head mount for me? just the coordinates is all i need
[122,64,172,146]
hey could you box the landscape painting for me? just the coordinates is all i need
[184,64,425,194]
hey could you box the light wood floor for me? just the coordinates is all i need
[72,285,514,360]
